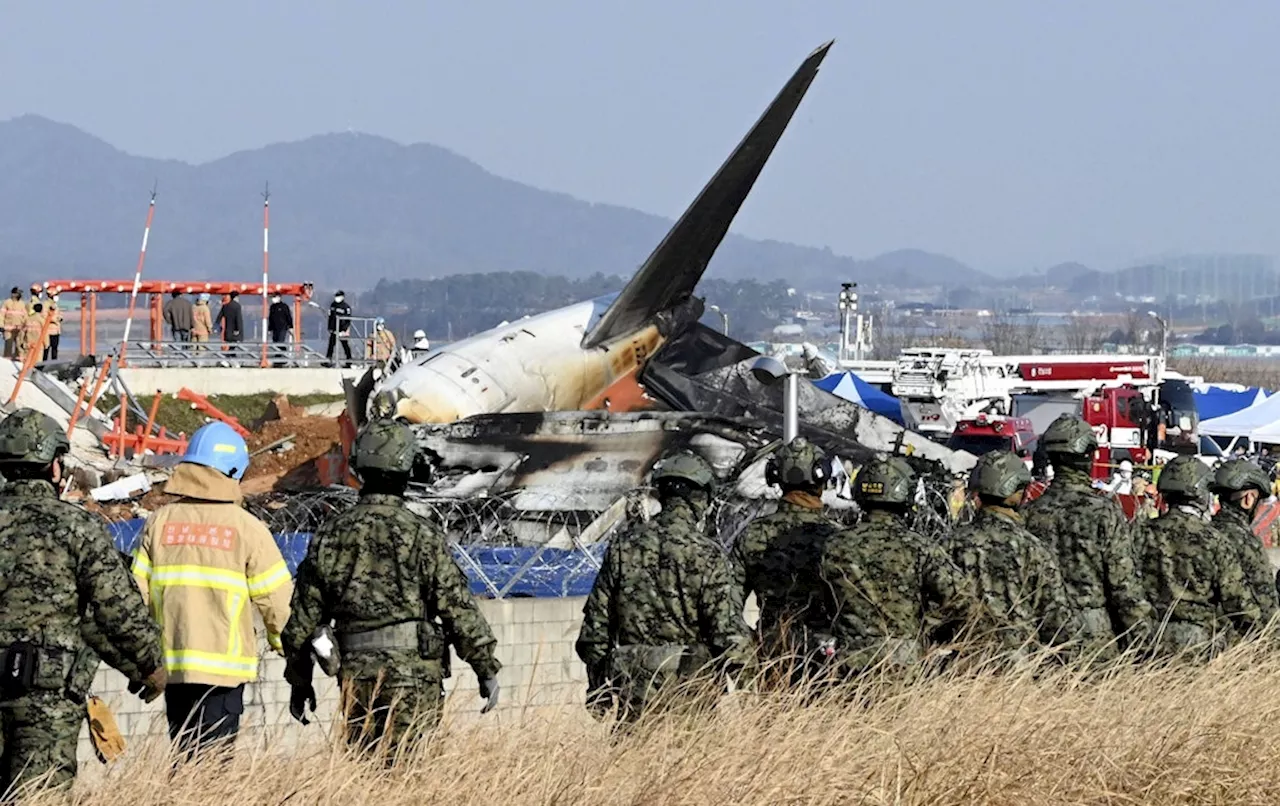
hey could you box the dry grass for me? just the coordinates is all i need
[1172,357,1280,390]
[22,644,1280,805]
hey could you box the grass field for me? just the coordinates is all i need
[23,644,1280,805]
[94,391,346,436]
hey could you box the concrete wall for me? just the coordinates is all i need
[117,367,364,397]
[76,596,591,764]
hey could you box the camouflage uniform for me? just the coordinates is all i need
[282,420,501,759]
[732,438,842,669]
[1210,459,1280,628]
[1137,455,1261,658]
[819,458,974,678]
[577,451,752,723]
[946,451,1080,655]
[0,410,163,796]
[1023,416,1153,659]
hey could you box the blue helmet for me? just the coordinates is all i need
[183,422,250,480]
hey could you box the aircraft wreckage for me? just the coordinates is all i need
[344,40,976,515]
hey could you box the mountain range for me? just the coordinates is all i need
[0,115,995,292]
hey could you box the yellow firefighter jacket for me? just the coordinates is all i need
[0,299,26,334]
[132,463,293,687]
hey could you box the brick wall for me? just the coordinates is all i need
[76,596,591,765]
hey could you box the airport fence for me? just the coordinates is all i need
[98,477,960,600]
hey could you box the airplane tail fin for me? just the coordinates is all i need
[581,40,834,350]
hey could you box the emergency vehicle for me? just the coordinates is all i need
[945,414,1038,465]
[893,348,1201,480]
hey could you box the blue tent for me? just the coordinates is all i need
[813,372,904,424]
[1193,385,1268,421]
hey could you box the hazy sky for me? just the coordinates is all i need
[4,1,1279,275]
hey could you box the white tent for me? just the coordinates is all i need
[1200,391,1280,441]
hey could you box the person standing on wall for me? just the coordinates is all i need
[43,291,64,361]
[164,290,194,343]
[192,293,213,350]
[2,288,27,358]
[268,294,294,367]
[326,291,353,368]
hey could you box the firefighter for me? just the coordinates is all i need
[372,317,397,365]
[44,292,64,361]
[131,422,292,761]
[17,302,48,361]
[1,287,27,358]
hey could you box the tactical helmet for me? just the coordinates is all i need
[651,451,715,490]
[967,450,1033,499]
[765,437,835,488]
[1211,458,1270,496]
[0,408,71,466]
[1156,455,1213,503]
[855,457,915,506]
[1041,414,1098,456]
[352,418,418,475]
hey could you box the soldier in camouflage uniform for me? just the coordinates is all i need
[577,451,752,724]
[946,450,1079,657]
[1138,455,1261,658]
[732,437,843,677]
[1023,415,1153,660]
[1209,459,1279,629]
[818,457,975,679]
[282,419,501,760]
[0,409,165,796]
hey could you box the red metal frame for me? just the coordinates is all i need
[46,279,315,361]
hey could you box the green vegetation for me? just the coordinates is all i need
[95,392,345,436]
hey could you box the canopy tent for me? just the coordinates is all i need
[1192,385,1268,422]
[1200,391,1280,440]
[814,371,904,424]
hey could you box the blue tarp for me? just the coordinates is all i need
[108,519,603,599]
[1193,386,1268,421]
[813,371,905,424]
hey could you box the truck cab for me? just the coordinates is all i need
[947,414,1038,465]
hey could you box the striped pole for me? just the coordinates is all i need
[261,183,270,367]
[119,185,157,364]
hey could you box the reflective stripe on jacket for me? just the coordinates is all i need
[1,299,26,332]
[132,463,293,687]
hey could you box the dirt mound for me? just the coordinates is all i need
[243,415,342,492]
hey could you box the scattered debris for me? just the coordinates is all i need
[90,473,152,503]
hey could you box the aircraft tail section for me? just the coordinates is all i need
[581,41,834,350]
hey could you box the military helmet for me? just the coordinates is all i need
[0,408,71,466]
[351,418,418,475]
[1156,455,1213,502]
[1210,458,1270,496]
[1040,414,1098,456]
[967,450,1033,499]
[765,437,834,488]
[856,457,915,506]
[651,451,715,491]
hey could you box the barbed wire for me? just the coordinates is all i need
[92,472,965,598]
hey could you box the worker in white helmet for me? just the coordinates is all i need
[412,329,430,355]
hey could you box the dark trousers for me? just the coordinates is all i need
[326,332,352,364]
[42,335,59,361]
[172,329,190,342]
[165,683,244,762]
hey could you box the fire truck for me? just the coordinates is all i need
[892,348,1201,480]
[945,413,1039,465]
